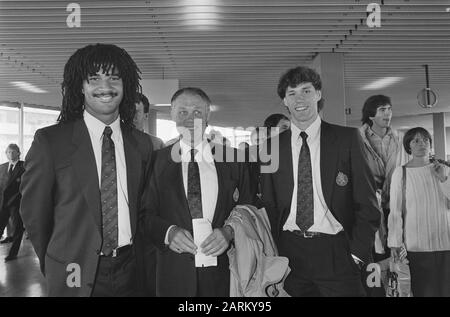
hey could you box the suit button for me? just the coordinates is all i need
[95,249,100,254]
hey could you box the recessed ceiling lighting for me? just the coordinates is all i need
[10,81,47,93]
[154,103,220,112]
[446,7,450,12]
[182,0,220,30]
[361,77,404,90]
[153,103,171,107]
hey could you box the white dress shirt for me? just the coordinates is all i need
[180,138,218,223]
[165,138,219,244]
[84,111,132,247]
[283,116,343,234]
[8,161,18,174]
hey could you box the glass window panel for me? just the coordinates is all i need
[23,107,59,158]
[0,106,19,162]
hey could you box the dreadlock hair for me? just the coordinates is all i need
[58,43,142,129]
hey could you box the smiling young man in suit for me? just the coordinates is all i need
[20,44,154,297]
[143,87,252,297]
[259,66,380,297]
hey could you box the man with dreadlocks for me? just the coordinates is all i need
[20,43,154,297]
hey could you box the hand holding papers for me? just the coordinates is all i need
[192,218,217,267]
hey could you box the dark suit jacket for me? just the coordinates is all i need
[260,121,379,263]
[0,161,25,209]
[143,141,252,297]
[20,119,153,297]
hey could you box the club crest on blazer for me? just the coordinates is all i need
[336,171,348,187]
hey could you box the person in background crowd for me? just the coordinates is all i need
[134,92,164,150]
[388,127,450,297]
[0,144,25,262]
[264,113,290,137]
[358,95,409,296]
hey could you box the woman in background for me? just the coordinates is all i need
[388,127,450,297]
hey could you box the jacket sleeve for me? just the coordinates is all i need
[387,167,404,248]
[142,155,173,251]
[258,140,279,240]
[349,129,381,263]
[19,129,54,274]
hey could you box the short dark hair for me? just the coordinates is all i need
[361,95,392,126]
[137,92,150,113]
[263,113,289,128]
[6,143,20,153]
[277,66,324,112]
[171,87,211,106]
[58,43,142,128]
[403,127,432,155]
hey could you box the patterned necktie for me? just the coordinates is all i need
[187,149,203,219]
[296,131,314,232]
[100,126,118,256]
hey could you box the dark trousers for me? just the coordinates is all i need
[0,204,24,258]
[196,266,230,297]
[143,245,157,296]
[278,231,365,297]
[408,250,450,297]
[91,247,138,297]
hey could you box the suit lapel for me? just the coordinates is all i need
[211,157,225,227]
[71,120,102,233]
[168,142,193,229]
[320,121,338,208]
[122,126,141,236]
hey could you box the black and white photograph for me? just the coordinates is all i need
[0,0,449,299]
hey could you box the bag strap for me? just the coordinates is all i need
[401,165,407,247]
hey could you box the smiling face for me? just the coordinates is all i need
[370,104,392,129]
[82,67,123,124]
[283,82,321,129]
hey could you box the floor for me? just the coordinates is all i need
[0,237,46,297]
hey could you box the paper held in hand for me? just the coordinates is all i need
[192,218,217,267]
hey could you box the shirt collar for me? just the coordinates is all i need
[83,110,122,141]
[180,137,214,163]
[365,124,393,139]
[291,115,321,142]
[9,161,18,168]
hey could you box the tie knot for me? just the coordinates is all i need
[300,131,308,141]
[190,149,198,162]
[103,126,113,138]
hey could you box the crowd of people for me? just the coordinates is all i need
[1,43,449,297]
